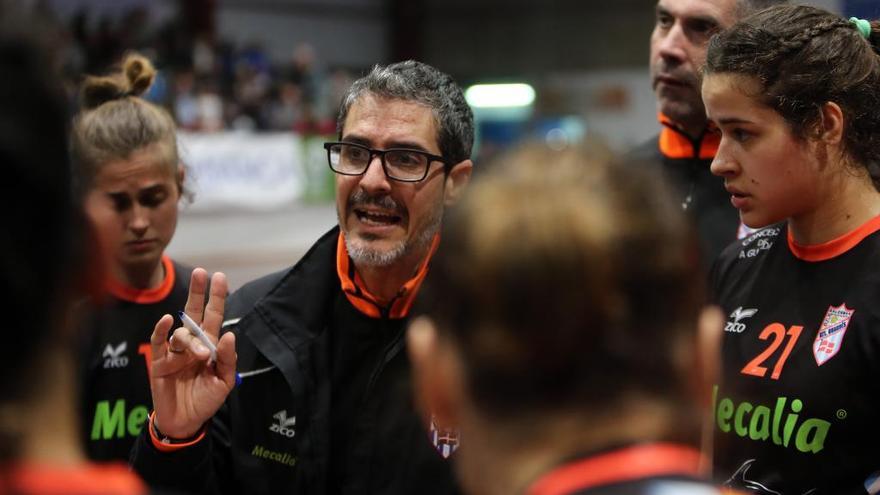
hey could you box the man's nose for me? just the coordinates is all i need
[358,154,392,193]
[657,23,688,63]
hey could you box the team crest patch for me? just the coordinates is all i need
[813,304,855,366]
[429,416,459,459]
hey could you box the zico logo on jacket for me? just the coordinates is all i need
[712,386,830,454]
[270,410,296,437]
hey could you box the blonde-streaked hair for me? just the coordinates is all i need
[71,52,182,197]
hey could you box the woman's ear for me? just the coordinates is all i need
[817,101,845,146]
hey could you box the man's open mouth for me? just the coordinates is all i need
[355,208,403,226]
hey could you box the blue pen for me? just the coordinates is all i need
[178,311,242,386]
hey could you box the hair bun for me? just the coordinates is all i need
[80,76,125,110]
[78,52,156,109]
[123,53,155,97]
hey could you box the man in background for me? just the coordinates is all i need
[630,0,787,265]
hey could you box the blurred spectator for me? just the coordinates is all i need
[171,69,199,129]
[265,81,304,131]
[284,42,320,105]
[23,3,351,134]
[324,66,355,120]
[192,34,215,76]
[196,80,225,132]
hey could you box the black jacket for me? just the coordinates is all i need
[132,227,458,495]
[628,126,740,269]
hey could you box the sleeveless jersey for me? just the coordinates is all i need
[710,217,880,495]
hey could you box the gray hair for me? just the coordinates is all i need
[336,60,474,165]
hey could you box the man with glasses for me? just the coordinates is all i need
[132,60,473,495]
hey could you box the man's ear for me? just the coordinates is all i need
[817,101,845,146]
[444,159,473,206]
[407,316,462,428]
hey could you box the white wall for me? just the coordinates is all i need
[541,69,656,151]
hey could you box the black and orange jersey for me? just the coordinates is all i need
[0,462,147,495]
[526,443,735,495]
[79,256,191,462]
[710,217,880,495]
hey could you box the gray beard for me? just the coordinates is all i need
[344,208,442,268]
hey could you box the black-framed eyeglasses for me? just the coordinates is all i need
[323,141,449,183]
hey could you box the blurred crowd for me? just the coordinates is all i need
[37,2,355,133]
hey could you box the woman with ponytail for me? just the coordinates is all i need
[73,53,193,463]
[703,5,880,494]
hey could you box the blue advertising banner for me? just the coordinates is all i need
[844,0,880,18]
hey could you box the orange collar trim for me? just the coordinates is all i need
[106,255,175,304]
[658,114,719,160]
[4,462,146,494]
[788,214,880,262]
[527,443,705,495]
[336,232,439,319]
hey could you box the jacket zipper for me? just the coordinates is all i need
[682,178,695,211]
[682,130,705,212]
[362,304,406,400]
